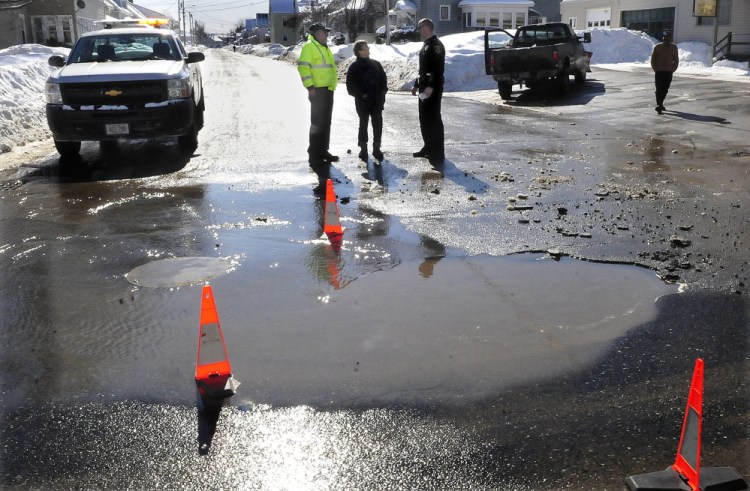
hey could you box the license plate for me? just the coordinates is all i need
[105,123,129,135]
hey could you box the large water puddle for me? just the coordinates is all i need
[114,252,677,407]
[230,253,677,406]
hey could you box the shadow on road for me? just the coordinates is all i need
[506,80,606,107]
[662,110,731,124]
[19,140,192,184]
[197,392,232,455]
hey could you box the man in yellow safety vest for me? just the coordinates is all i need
[298,22,339,187]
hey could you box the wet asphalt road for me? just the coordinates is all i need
[0,49,748,489]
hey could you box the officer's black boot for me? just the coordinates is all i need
[358,145,368,161]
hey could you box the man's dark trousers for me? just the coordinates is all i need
[355,98,383,149]
[654,71,673,106]
[418,90,444,157]
[309,87,334,162]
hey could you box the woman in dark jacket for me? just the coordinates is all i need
[346,40,388,162]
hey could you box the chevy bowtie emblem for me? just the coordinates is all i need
[103,89,122,96]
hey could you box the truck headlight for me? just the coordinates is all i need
[168,76,191,99]
[45,82,63,104]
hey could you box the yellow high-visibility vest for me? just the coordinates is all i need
[297,35,337,91]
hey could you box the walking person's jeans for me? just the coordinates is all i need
[654,71,673,106]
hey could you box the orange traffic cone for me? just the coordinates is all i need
[195,285,239,399]
[626,358,748,491]
[324,178,343,246]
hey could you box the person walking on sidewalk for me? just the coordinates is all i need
[346,40,388,162]
[298,22,340,171]
[651,31,679,115]
[411,18,445,164]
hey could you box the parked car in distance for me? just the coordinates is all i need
[484,23,592,100]
[44,18,205,157]
[375,25,419,44]
[330,32,346,45]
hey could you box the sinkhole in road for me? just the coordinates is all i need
[123,251,679,405]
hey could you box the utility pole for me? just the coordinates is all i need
[181,0,186,40]
[384,0,390,45]
[189,12,193,44]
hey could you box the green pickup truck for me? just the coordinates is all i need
[484,23,592,100]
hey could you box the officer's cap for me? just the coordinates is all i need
[309,22,331,34]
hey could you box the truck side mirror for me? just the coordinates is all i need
[48,55,66,67]
[582,32,592,43]
[186,51,205,63]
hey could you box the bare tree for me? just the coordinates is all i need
[342,0,374,42]
[193,20,206,44]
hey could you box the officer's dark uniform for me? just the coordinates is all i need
[414,34,445,160]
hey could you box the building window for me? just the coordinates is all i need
[621,7,675,39]
[61,16,73,44]
[488,12,499,27]
[440,5,450,22]
[502,12,512,29]
[463,12,472,27]
[568,17,577,28]
[515,12,525,27]
[697,0,731,25]
[475,12,486,27]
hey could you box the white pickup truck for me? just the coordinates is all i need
[45,19,205,157]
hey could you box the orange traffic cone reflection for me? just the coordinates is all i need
[324,178,343,246]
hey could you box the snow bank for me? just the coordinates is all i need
[0,44,68,152]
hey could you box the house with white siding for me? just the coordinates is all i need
[560,0,750,59]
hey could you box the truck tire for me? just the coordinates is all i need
[498,81,512,100]
[558,64,570,94]
[196,91,205,129]
[178,112,199,152]
[54,140,81,157]
[575,68,586,84]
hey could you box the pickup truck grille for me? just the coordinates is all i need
[61,81,168,106]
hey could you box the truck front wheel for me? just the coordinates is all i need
[498,81,512,100]
[54,140,81,157]
[178,113,199,153]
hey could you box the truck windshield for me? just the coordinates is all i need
[68,34,180,63]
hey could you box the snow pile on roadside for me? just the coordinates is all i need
[0,44,68,152]
[585,27,655,64]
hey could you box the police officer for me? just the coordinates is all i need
[411,18,445,163]
[298,22,339,175]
